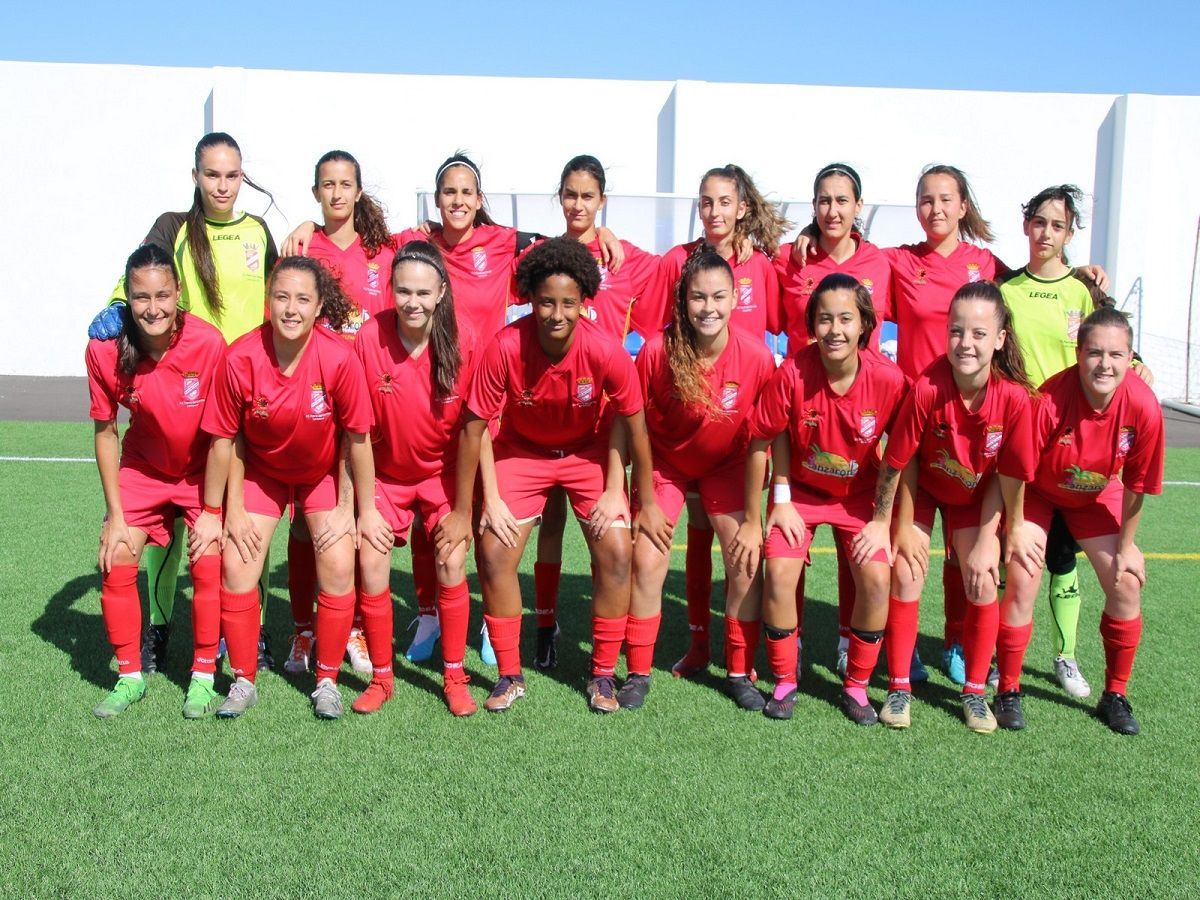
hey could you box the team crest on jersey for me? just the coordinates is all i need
[1066,310,1082,341]
[802,408,820,428]
[966,263,981,283]
[575,377,595,406]
[861,278,875,295]
[1118,426,1136,455]
[378,373,393,394]
[182,372,201,405]
[595,257,610,288]
[244,242,260,273]
[914,267,928,285]
[858,409,877,441]
[366,263,380,292]
[983,425,1004,458]
[720,381,739,412]
[738,277,753,307]
[253,396,269,418]
[584,304,598,322]
[471,247,488,274]
[310,383,329,418]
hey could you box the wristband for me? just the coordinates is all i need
[772,483,791,504]
[203,503,223,516]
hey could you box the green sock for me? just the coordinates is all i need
[258,547,271,627]
[1048,567,1081,658]
[145,520,186,626]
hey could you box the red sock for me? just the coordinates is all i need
[101,564,141,675]
[625,613,661,676]
[591,614,627,677]
[1100,613,1142,695]
[844,630,884,690]
[534,562,562,628]
[286,533,316,631]
[794,567,806,635]
[221,586,261,682]
[484,613,523,677]
[724,616,760,677]
[438,580,471,682]
[358,588,394,681]
[766,627,798,688]
[411,527,439,618]
[885,597,919,692]
[962,601,1000,695]
[836,544,855,639]
[189,555,221,675]
[685,525,714,646]
[943,562,967,647]
[314,589,356,683]
[996,620,1033,694]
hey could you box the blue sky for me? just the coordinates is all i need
[5,0,1198,95]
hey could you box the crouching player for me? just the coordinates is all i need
[995,307,1163,734]
[87,244,228,718]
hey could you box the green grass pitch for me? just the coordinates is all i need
[1,421,1199,898]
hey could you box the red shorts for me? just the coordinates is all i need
[632,455,746,523]
[243,462,340,519]
[765,484,888,563]
[493,439,625,523]
[1025,481,1122,541]
[913,486,986,535]
[118,463,203,546]
[373,471,454,546]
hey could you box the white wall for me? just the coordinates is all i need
[3,61,1198,398]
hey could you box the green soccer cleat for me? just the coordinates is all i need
[93,676,146,718]
[182,677,221,719]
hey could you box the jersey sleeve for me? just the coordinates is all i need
[85,340,119,421]
[201,353,244,439]
[603,343,643,416]
[1122,387,1166,496]
[332,348,373,435]
[465,332,510,422]
[748,363,795,441]
[996,386,1037,481]
[626,244,665,338]
[882,379,930,470]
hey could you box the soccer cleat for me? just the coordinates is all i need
[879,690,912,729]
[1096,691,1140,735]
[586,676,620,714]
[484,675,525,712]
[141,623,170,674]
[942,643,966,685]
[671,646,709,679]
[764,688,797,720]
[987,663,1000,689]
[182,677,221,719]
[993,691,1025,730]
[840,691,879,726]
[217,677,258,719]
[961,692,998,733]
[534,624,561,671]
[836,648,848,680]
[479,623,497,667]
[93,676,146,718]
[443,677,478,717]
[404,614,441,663]
[616,674,651,710]
[345,628,372,675]
[1054,656,1092,699]
[351,678,394,715]
[311,677,344,720]
[910,648,929,683]
[283,630,313,674]
[257,627,274,671]
[726,675,766,711]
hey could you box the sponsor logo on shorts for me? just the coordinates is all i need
[931,449,979,490]
[471,247,488,275]
[366,262,380,293]
[182,371,201,406]
[720,381,739,412]
[1060,465,1108,493]
[1118,425,1135,456]
[253,396,269,418]
[309,383,330,420]
[802,443,859,479]
[983,425,1003,458]
[966,263,981,283]
[1066,310,1082,341]
[858,409,877,441]
[575,377,595,406]
[244,242,260,273]
[738,277,754,308]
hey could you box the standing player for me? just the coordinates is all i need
[87,132,279,673]
[193,257,376,720]
[86,244,227,718]
[993,307,1163,734]
[880,282,1039,731]
[731,273,908,725]
[621,245,775,710]
[454,238,650,713]
[354,241,480,716]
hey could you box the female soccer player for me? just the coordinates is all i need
[453,237,650,714]
[86,244,228,718]
[87,132,279,674]
[880,282,1039,731]
[353,241,480,716]
[654,164,789,680]
[193,257,375,720]
[993,307,1163,734]
[620,245,775,710]
[731,273,907,724]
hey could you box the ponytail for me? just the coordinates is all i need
[919,164,995,244]
[314,150,395,259]
[950,282,1035,394]
[391,241,462,398]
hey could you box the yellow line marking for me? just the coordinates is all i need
[670,545,1200,560]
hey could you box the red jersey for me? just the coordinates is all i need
[884,356,1036,507]
[749,342,907,498]
[306,230,396,339]
[1030,366,1164,508]
[86,313,226,479]
[637,328,775,478]
[355,311,477,482]
[773,237,893,352]
[396,224,518,347]
[887,242,1002,380]
[649,240,781,338]
[203,324,373,485]
[467,316,642,455]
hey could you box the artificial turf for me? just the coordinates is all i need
[2,421,1198,898]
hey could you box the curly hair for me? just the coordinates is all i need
[269,256,353,333]
[700,164,791,258]
[665,243,733,416]
[514,236,601,301]
[314,150,395,259]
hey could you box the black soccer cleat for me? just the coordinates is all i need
[141,623,170,674]
[1096,691,1140,735]
[616,674,651,710]
[257,626,274,671]
[534,624,560,671]
[763,688,797,720]
[993,691,1026,731]
[727,675,766,712]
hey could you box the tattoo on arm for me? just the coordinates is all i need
[874,462,901,520]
